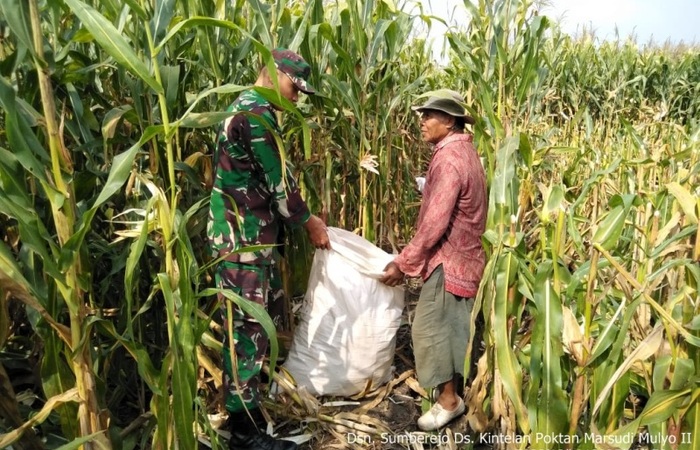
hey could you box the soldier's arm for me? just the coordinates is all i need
[247,111,330,249]
[249,111,311,228]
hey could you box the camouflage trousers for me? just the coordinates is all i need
[215,260,286,413]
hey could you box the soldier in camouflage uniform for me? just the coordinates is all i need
[208,48,330,450]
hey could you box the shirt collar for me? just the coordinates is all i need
[433,133,473,152]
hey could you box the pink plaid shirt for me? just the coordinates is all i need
[395,133,487,298]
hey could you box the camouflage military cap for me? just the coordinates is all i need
[272,48,316,95]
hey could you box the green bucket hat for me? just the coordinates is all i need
[411,89,475,124]
[272,48,316,95]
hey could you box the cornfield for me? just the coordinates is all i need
[0,0,698,449]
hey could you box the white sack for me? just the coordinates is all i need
[283,227,404,397]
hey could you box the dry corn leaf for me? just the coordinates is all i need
[561,305,585,365]
[443,429,457,450]
[322,401,361,408]
[465,354,492,432]
[349,379,374,400]
[354,369,414,414]
[327,427,355,449]
[327,411,392,435]
[405,377,428,399]
[197,348,223,387]
[666,182,698,224]
[653,211,681,246]
[0,388,83,448]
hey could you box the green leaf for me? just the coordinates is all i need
[178,83,248,123]
[607,389,691,450]
[63,0,163,94]
[0,77,51,177]
[592,194,639,251]
[179,111,238,128]
[151,0,176,43]
[587,300,625,365]
[0,147,32,212]
[97,320,162,395]
[54,433,106,450]
[155,16,259,55]
[650,225,696,259]
[528,263,568,447]
[0,241,47,305]
[685,399,700,450]
[158,273,196,450]
[60,126,162,271]
[541,184,566,224]
[569,158,622,212]
[161,64,181,115]
[200,287,279,379]
[122,0,148,20]
[0,0,36,61]
[492,250,529,433]
[196,26,223,82]
[245,0,274,46]
[519,132,533,170]
[0,196,63,282]
[491,136,520,206]
[123,203,153,337]
[0,150,63,280]
[592,326,664,420]
[102,126,162,204]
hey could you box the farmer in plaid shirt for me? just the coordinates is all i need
[381,89,487,432]
[208,48,330,450]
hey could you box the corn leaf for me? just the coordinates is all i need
[605,389,692,450]
[0,389,81,448]
[63,0,163,94]
[158,273,197,450]
[0,0,35,62]
[493,251,529,432]
[200,287,280,380]
[666,182,698,224]
[528,263,568,447]
[592,194,639,251]
[592,326,664,418]
[59,126,161,272]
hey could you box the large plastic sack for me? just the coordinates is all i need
[282,227,404,397]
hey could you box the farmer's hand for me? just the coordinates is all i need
[380,261,404,287]
[304,214,331,250]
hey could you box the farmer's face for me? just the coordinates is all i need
[419,110,454,145]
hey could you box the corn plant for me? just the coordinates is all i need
[0,0,296,447]
[447,1,699,449]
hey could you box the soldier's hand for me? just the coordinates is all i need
[379,261,404,287]
[304,215,331,250]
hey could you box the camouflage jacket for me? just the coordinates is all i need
[207,89,311,265]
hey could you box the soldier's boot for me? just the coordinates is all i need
[228,409,297,450]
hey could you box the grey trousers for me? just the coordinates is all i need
[412,265,473,388]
